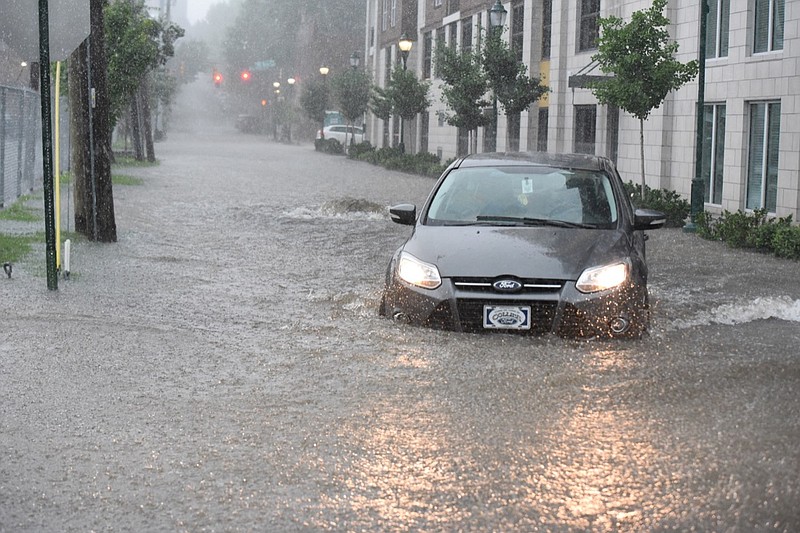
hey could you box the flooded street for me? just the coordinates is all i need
[2,81,799,532]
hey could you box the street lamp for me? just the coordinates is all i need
[319,66,329,143]
[397,33,413,153]
[685,0,709,232]
[286,77,296,143]
[487,1,507,153]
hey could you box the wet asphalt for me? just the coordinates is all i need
[1,80,799,532]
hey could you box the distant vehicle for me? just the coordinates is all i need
[379,152,667,338]
[316,125,364,146]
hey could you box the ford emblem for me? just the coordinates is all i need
[493,279,522,292]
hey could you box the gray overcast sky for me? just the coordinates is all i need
[187,0,215,24]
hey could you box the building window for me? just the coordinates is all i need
[435,26,446,77]
[447,0,460,15]
[462,17,473,54]
[574,105,596,154]
[537,108,549,152]
[706,0,730,58]
[754,0,784,53]
[382,0,389,31]
[434,0,443,7]
[578,0,600,52]
[449,22,458,48]
[702,104,726,205]
[542,0,552,59]
[370,27,375,47]
[747,102,781,212]
[423,31,433,79]
[511,3,524,63]
[391,0,397,28]
[606,105,619,164]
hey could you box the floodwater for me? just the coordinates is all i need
[1,79,799,532]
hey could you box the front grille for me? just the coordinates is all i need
[456,299,557,335]
[453,277,564,295]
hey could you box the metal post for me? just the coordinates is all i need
[399,54,407,154]
[685,0,708,232]
[38,0,58,290]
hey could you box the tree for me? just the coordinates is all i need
[300,77,330,130]
[69,0,116,242]
[331,68,371,147]
[435,43,490,155]
[371,64,430,151]
[483,32,548,152]
[590,0,698,197]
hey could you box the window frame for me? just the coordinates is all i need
[753,0,784,53]
[701,103,726,205]
[574,105,597,155]
[578,0,600,52]
[706,0,730,58]
[746,101,781,213]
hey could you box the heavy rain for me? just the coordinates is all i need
[2,0,800,531]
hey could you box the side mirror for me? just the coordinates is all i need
[389,204,416,226]
[633,208,667,230]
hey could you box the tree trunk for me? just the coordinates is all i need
[69,0,116,242]
[140,78,155,162]
[130,97,144,161]
[506,112,520,152]
[639,118,646,201]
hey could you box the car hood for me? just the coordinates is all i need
[401,225,631,280]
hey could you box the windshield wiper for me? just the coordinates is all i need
[475,215,595,229]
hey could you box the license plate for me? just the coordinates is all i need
[483,305,531,330]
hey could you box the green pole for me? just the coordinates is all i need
[38,0,58,289]
[684,0,708,233]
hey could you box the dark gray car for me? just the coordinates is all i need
[379,152,667,338]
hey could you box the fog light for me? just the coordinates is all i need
[392,311,411,324]
[609,316,630,334]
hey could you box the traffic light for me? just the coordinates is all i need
[212,71,223,86]
[240,69,252,82]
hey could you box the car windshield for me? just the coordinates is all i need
[425,165,619,228]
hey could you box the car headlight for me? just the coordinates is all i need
[576,261,629,293]
[396,252,441,289]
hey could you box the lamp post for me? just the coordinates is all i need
[286,77,296,143]
[398,33,413,154]
[487,0,507,153]
[319,66,329,140]
[684,0,709,233]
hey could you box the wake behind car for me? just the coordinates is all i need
[379,152,666,338]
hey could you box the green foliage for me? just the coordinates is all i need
[697,209,799,259]
[623,181,689,227]
[383,64,431,121]
[773,226,800,260]
[0,232,44,264]
[435,44,490,132]
[331,69,372,125]
[590,0,698,122]
[300,78,330,126]
[483,32,548,116]
[0,198,39,222]
[316,138,344,154]
[104,1,184,128]
[112,174,145,186]
[370,86,392,121]
[172,39,211,84]
[347,141,375,160]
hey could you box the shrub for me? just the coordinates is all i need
[697,210,798,260]
[623,182,690,228]
[318,138,343,154]
[773,225,800,260]
[347,141,374,160]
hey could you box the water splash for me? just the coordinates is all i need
[283,197,388,221]
[667,296,800,330]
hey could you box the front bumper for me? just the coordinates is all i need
[380,276,648,338]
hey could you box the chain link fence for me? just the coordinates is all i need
[1,85,42,208]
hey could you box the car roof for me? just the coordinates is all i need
[455,152,612,172]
